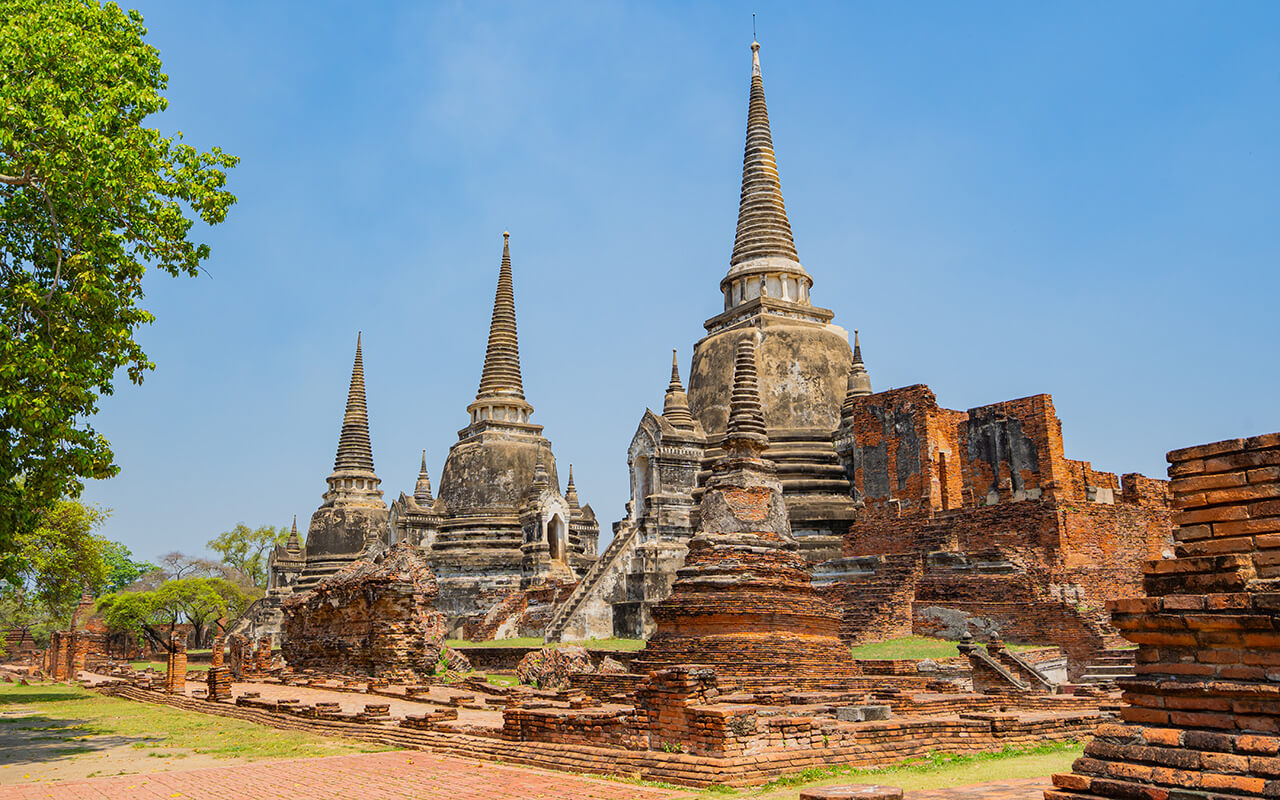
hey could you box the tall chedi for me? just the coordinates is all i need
[297,334,389,589]
[635,337,858,684]
[547,40,859,643]
[686,40,856,562]
[429,233,596,633]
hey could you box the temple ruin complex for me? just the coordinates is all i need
[254,233,599,641]
[546,42,1173,674]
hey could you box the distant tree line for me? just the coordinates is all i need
[0,496,290,654]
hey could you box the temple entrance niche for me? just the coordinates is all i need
[547,514,566,562]
[633,454,652,518]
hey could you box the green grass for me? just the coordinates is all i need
[0,682,389,762]
[128,660,211,672]
[579,637,646,651]
[446,636,545,649]
[702,740,1083,798]
[848,636,1041,661]
[445,637,646,651]
[485,674,521,686]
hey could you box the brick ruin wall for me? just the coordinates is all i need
[1048,432,1280,800]
[283,583,445,680]
[282,545,448,680]
[832,386,1171,671]
[42,629,109,681]
[1,627,38,660]
[459,583,576,642]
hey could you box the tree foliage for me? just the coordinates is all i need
[98,575,253,650]
[100,540,156,594]
[11,497,109,620]
[0,497,144,636]
[207,524,288,588]
[0,0,238,583]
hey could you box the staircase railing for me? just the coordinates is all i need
[545,519,642,641]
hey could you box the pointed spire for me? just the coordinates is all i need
[286,515,302,553]
[414,450,433,503]
[334,333,376,473]
[475,232,525,402]
[724,337,769,455]
[661,348,697,430]
[841,330,873,421]
[532,450,549,491]
[730,41,798,268]
[565,464,581,510]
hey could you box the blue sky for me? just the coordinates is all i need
[82,2,1280,562]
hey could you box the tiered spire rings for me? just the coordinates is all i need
[469,232,534,426]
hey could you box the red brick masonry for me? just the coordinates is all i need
[1048,432,1280,800]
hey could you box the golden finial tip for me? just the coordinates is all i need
[503,230,510,239]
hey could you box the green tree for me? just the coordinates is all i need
[0,0,239,584]
[100,541,156,593]
[11,498,111,624]
[207,524,288,588]
[96,589,165,649]
[98,575,252,650]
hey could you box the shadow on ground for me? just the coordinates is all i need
[0,691,90,706]
[0,710,158,766]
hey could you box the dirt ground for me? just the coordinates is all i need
[0,706,231,784]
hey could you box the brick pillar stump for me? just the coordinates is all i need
[800,786,904,800]
[164,638,187,695]
[206,666,232,702]
[70,635,89,675]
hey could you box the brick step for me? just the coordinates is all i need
[1087,658,1134,669]
[1081,665,1134,675]
[1080,670,1131,680]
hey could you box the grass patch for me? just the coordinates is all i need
[129,660,211,672]
[0,682,389,762]
[446,637,545,649]
[579,637,646,651]
[710,740,1083,798]
[848,636,1040,661]
[485,674,521,686]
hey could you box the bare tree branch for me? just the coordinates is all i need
[0,166,33,186]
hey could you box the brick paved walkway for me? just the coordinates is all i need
[0,750,689,800]
[906,776,1050,799]
[0,745,1054,800]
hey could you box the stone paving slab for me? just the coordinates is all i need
[906,777,1050,799]
[0,750,689,800]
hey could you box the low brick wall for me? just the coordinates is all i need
[568,672,644,699]
[93,679,1102,788]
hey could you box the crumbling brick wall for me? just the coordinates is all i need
[833,386,1172,672]
[1048,432,1280,800]
[1,627,38,661]
[282,542,446,680]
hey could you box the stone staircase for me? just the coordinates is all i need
[544,519,641,642]
[1077,648,1136,685]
